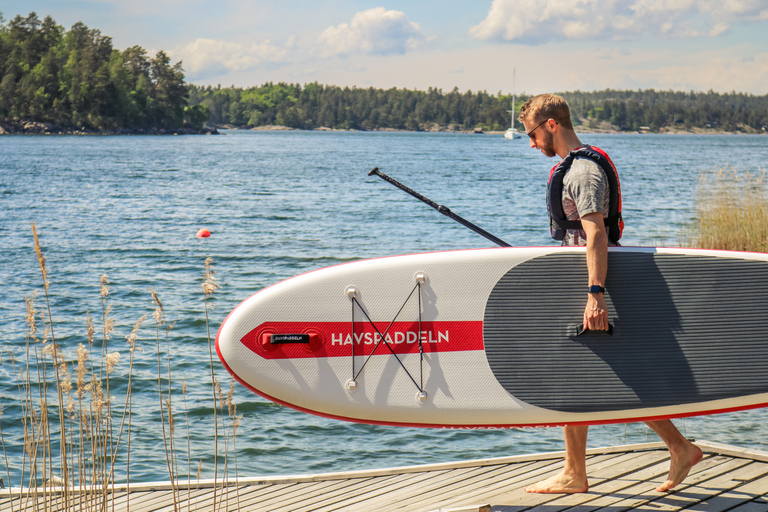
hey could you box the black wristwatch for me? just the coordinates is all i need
[588,285,605,294]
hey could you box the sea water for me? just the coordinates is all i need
[1,130,767,483]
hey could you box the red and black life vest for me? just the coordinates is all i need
[546,145,623,243]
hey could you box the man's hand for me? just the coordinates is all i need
[584,292,609,331]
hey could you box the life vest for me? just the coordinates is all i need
[546,145,623,243]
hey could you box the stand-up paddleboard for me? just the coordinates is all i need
[216,246,768,428]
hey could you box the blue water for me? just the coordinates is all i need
[1,130,767,485]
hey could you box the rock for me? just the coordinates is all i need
[22,121,55,133]
[251,125,296,131]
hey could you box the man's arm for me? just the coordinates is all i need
[581,212,609,331]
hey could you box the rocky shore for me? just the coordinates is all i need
[0,121,219,135]
[222,122,487,134]
[4,120,762,136]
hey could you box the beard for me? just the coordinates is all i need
[540,129,556,158]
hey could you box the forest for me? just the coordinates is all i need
[190,84,768,133]
[0,12,209,133]
[2,12,767,134]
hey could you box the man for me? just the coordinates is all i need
[518,94,703,494]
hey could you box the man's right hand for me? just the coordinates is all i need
[583,292,609,331]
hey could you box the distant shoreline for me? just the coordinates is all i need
[2,121,764,136]
[0,121,219,136]
[230,124,766,136]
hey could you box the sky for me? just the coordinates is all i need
[4,0,768,95]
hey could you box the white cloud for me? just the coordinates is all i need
[317,7,425,57]
[553,46,768,93]
[169,38,288,79]
[469,0,768,43]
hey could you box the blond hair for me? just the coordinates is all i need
[518,94,574,130]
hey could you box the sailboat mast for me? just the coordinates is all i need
[504,68,521,139]
[512,67,516,130]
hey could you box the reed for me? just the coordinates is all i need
[151,287,180,510]
[181,380,192,511]
[3,225,241,511]
[202,256,222,511]
[683,167,768,252]
[229,386,243,511]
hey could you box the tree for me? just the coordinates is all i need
[0,13,207,131]
[149,50,187,129]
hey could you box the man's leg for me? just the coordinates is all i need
[524,425,590,493]
[645,420,703,492]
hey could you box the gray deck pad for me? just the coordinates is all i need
[483,252,768,413]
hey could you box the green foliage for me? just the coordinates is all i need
[188,83,519,131]
[0,12,200,130]
[560,89,768,133]
[184,103,210,131]
[189,83,768,132]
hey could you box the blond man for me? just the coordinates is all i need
[519,94,703,494]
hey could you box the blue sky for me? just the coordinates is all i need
[4,0,768,94]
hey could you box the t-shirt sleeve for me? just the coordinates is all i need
[562,157,609,218]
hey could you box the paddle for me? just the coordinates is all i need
[368,167,512,248]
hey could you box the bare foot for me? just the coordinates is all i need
[525,471,588,494]
[656,442,703,492]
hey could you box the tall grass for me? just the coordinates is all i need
[1,224,243,511]
[683,167,768,252]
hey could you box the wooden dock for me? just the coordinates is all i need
[2,440,768,511]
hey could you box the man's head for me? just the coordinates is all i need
[519,94,579,158]
[518,94,573,130]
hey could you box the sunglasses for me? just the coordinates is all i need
[526,118,552,139]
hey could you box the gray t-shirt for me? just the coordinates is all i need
[560,157,612,247]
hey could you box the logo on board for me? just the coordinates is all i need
[331,330,449,346]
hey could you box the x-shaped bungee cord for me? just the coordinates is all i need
[348,280,426,395]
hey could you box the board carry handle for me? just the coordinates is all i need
[570,323,614,336]
[262,333,322,350]
[368,167,512,248]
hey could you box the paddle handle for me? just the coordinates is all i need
[368,167,512,248]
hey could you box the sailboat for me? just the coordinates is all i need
[504,68,522,140]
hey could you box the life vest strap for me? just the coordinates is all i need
[551,213,623,231]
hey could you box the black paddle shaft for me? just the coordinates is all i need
[368,167,512,248]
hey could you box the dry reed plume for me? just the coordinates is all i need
[2,225,243,512]
[683,167,768,252]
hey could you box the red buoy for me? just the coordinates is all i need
[197,228,211,238]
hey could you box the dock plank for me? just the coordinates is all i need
[342,465,507,512]
[727,502,768,512]
[293,471,454,512]
[486,453,729,512]
[480,452,693,511]
[416,452,640,512]
[384,464,543,512]
[377,459,575,512]
[584,457,753,512]
[673,467,768,512]
[487,450,677,512]
[258,476,382,511]
[159,483,289,512]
